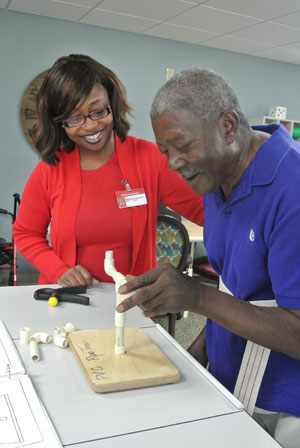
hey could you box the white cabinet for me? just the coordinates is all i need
[248,116,300,139]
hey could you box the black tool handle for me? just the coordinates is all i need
[34,289,53,300]
[60,294,90,305]
[57,285,87,294]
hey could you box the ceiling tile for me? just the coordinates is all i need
[9,0,90,21]
[99,0,196,21]
[203,0,300,20]
[249,46,300,63]
[230,21,300,46]
[200,35,273,54]
[4,0,300,65]
[80,8,159,33]
[283,41,300,51]
[272,11,300,29]
[56,0,102,6]
[143,22,218,44]
[168,5,262,34]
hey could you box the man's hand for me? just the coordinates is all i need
[117,264,201,317]
[57,265,99,287]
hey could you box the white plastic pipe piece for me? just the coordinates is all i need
[54,334,68,348]
[115,327,125,355]
[20,327,30,344]
[104,250,127,286]
[53,327,61,337]
[104,251,126,355]
[40,332,51,343]
[30,332,51,344]
[104,250,136,355]
[30,339,40,362]
[63,322,76,334]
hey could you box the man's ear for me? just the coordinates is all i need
[218,110,239,144]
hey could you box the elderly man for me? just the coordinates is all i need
[117,68,300,447]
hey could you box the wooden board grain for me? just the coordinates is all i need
[69,328,179,393]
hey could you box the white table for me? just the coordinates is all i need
[0,283,154,339]
[0,284,281,447]
[70,412,282,448]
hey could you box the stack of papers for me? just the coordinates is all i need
[0,321,62,447]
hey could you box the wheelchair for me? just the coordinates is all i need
[0,193,20,286]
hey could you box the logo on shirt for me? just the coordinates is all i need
[249,229,255,242]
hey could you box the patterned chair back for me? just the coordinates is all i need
[156,214,190,273]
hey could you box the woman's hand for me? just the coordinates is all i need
[117,264,202,317]
[57,265,99,287]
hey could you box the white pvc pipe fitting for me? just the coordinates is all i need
[63,322,76,334]
[30,339,40,362]
[53,327,61,337]
[20,327,30,344]
[54,334,68,348]
[30,332,51,344]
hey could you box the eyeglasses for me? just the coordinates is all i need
[61,106,111,128]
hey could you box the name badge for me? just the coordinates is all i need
[116,188,147,209]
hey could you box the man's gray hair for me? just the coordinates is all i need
[151,68,249,130]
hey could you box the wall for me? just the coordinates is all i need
[1,10,300,278]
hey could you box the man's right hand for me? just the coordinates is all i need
[117,264,202,317]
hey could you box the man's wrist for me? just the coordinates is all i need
[190,277,204,313]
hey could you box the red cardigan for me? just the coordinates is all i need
[13,134,204,284]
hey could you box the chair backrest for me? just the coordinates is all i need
[156,214,190,272]
[158,203,182,221]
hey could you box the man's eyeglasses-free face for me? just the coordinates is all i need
[61,106,111,128]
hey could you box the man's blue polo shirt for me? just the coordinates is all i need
[203,124,300,416]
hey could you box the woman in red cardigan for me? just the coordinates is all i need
[13,54,204,285]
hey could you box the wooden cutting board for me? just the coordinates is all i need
[69,328,179,393]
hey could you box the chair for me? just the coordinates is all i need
[193,255,219,287]
[155,213,190,336]
[158,202,182,221]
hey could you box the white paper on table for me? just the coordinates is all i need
[0,321,62,447]
[0,321,24,377]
